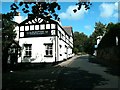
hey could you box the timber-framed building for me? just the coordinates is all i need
[15,14,73,63]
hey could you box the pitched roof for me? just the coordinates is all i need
[62,26,73,37]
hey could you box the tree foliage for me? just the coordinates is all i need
[98,22,120,48]
[73,31,88,54]
[73,22,107,55]
[86,22,107,55]
[10,0,92,21]
[10,1,61,21]
[2,12,18,72]
[73,1,92,13]
[2,13,17,51]
[93,22,106,37]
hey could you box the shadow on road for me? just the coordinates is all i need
[89,56,120,76]
[3,66,108,90]
[55,67,108,90]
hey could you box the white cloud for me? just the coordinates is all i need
[13,16,27,23]
[84,25,91,30]
[100,2,118,18]
[59,5,88,20]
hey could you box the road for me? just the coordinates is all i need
[55,55,120,90]
[3,55,120,90]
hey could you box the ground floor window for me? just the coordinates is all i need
[24,44,32,57]
[44,43,53,57]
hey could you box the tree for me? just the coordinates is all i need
[73,31,88,54]
[2,12,18,72]
[73,1,92,13]
[98,22,120,48]
[88,22,106,54]
[84,37,94,55]
[10,0,92,21]
[82,22,107,55]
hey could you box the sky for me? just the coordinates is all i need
[1,0,119,36]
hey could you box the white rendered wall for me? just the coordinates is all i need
[57,25,73,61]
[18,36,56,63]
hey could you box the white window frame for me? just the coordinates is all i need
[44,44,53,57]
[24,44,32,57]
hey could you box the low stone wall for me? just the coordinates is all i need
[96,46,120,66]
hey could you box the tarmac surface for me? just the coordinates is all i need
[2,54,120,90]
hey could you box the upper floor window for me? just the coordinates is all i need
[30,25,34,30]
[59,45,62,48]
[51,30,55,35]
[59,31,62,39]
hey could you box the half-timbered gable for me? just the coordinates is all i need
[18,14,57,38]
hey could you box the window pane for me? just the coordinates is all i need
[46,50,48,55]
[49,45,52,49]
[51,30,55,35]
[30,25,34,30]
[24,44,32,57]
[29,46,31,50]
[51,24,55,29]
[46,24,50,29]
[20,26,24,31]
[25,47,28,50]
[25,26,29,31]
[48,45,50,49]
[20,32,24,37]
[50,50,52,55]
[26,51,28,56]
[47,46,49,49]
[41,24,45,30]
[45,46,47,49]
[35,25,39,30]
[45,44,53,56]
[29,51,31,56]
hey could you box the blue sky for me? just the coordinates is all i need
[1,1,119,36]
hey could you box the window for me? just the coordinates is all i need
[35,25,39,30]
[24,44,32,57]
[59,31,62,39]
[44,44,53,57]
[25,26,29,31]
[46,24,50,29]
[20,26,24,31]
[51,30,55,35]
[20,32,24,37]
[40,24,45,30]
[51,24,55,29]
[62,34,64,39]
[60,54,62,56]
[30,25,34,30]
[59,45,62,48]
